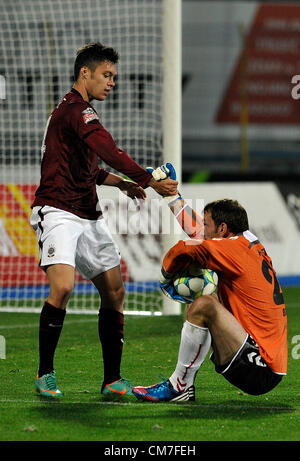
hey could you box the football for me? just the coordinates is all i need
[173,267,218,303]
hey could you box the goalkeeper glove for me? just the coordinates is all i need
[146,163,182,206]
[159,267,189,304]
[146,162,177,180]
[160,281,189,304]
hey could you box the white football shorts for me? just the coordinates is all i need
[30,205,121,280]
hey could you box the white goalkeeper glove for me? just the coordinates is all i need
[146,162,182,206]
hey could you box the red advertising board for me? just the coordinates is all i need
[0,184,131,287]
[216,4,300,124]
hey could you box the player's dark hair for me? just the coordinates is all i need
[74,42,119,81]
[204,199,249,234]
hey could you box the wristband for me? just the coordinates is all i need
[165,193,182,207]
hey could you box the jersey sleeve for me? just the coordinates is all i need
[68,102,103,139]
[162,238,243,277]
[162,240,202,276]
[175,204,204,240]
[68,102,152,188]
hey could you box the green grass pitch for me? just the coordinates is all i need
[0,286,300,442]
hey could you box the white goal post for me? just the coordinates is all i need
[162,0,182,315]
[0,0,182,316]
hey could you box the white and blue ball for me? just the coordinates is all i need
[173,268,218,303]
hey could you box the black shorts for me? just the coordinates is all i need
[211,335,283,395]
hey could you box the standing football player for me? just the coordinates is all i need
[132,165,287,401]
[30,43,178,398]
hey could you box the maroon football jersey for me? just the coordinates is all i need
[32,89,152,219]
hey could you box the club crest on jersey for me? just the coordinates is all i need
[47,245,55,258]
[82,107,99,124]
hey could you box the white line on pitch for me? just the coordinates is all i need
[0,399,296,412]
[0,318,97,330]
[0,314,155,330]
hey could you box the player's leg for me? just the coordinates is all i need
[191,296,283,395]
[92,266,132,395]
[30,206,82,397]
[47,263,75,309]
[168,315,212,396]
[76,218,132,395]
[132,301,214,402]
[163,294,247,398]
[187,294,247,367]
[132,295,247,402]
[35,264,75,398]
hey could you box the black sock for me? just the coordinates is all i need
[38,301,66,377]
[98,309,124,385]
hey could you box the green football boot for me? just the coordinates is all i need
[35,370,63,398]
[101,377,133,396]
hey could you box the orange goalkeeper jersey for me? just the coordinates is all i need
[163,230,287,375]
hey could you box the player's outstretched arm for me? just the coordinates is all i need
[102,171,146,200]
[147,164,204,240]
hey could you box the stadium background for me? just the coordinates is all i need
[1,0,300,314]
[1,0,300,445]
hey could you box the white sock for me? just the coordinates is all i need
[169,320,211,392]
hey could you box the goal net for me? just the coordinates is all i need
[0,0,182,315]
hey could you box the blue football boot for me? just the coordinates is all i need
[132,378,195,402]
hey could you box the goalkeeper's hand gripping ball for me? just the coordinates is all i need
[160,267,218,304]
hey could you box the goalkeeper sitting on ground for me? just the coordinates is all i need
[132,163,287,402]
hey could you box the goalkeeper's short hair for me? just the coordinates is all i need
[204,199,249,235]
[74,42,119,81]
